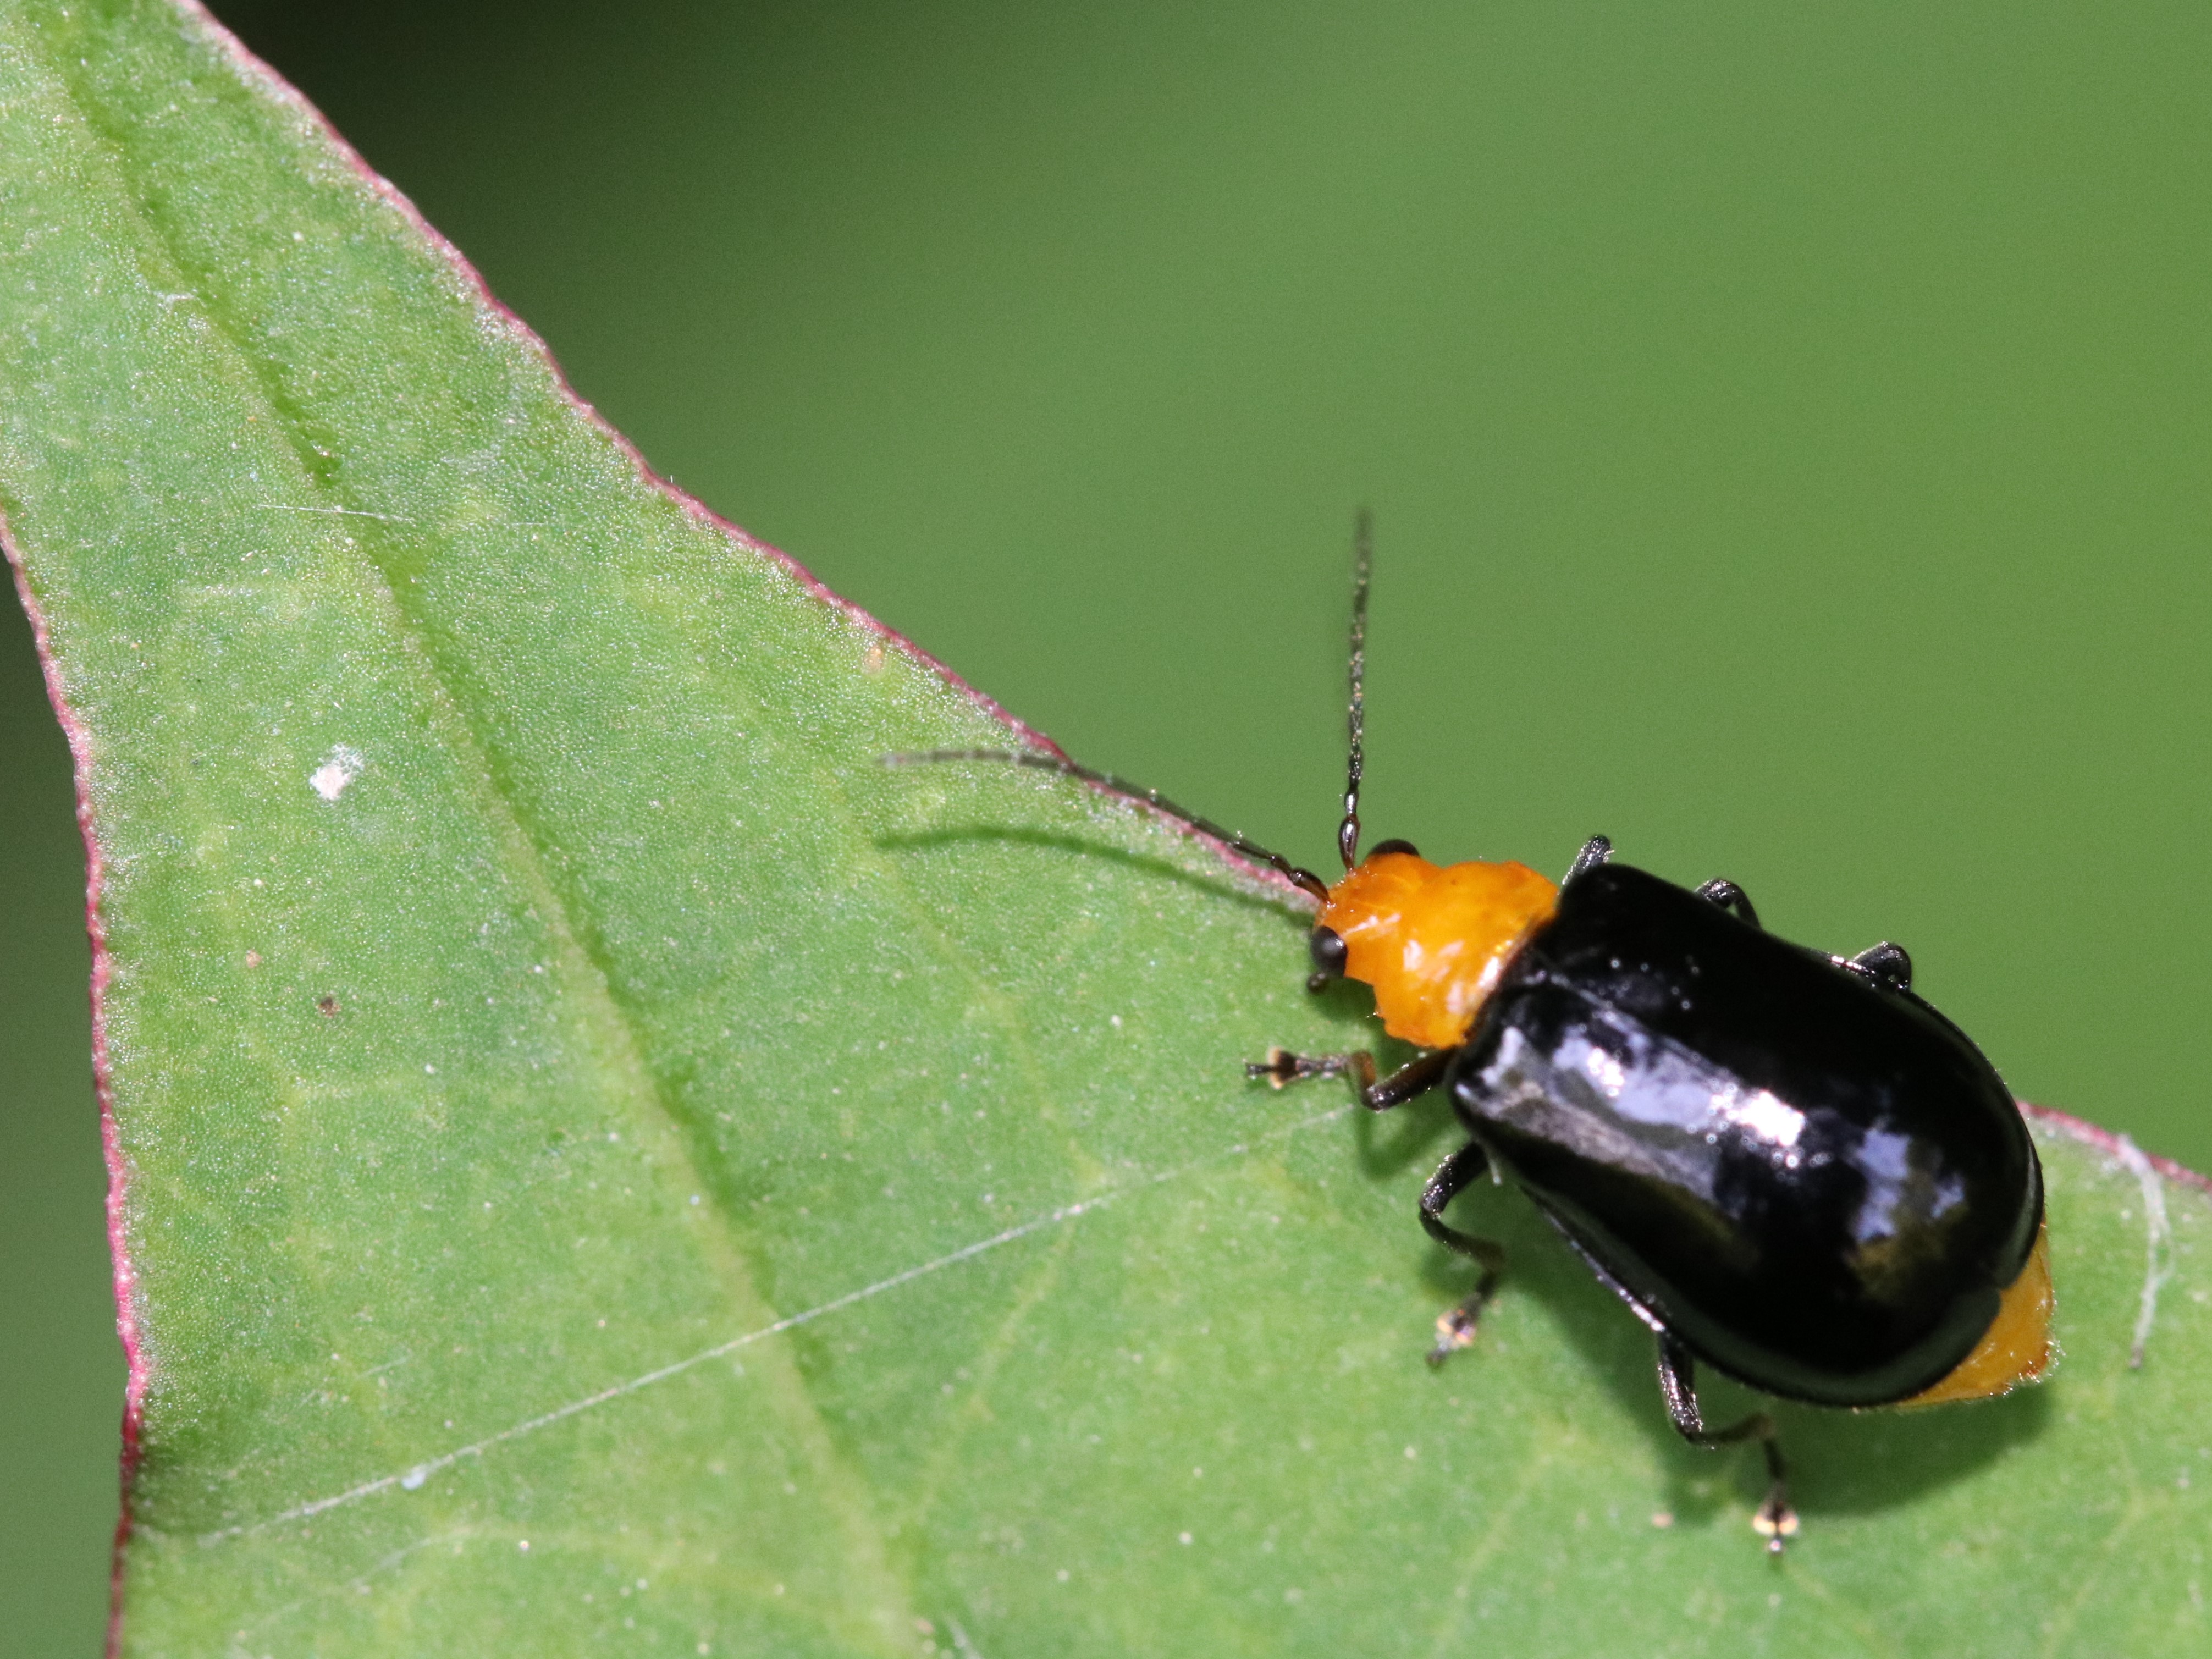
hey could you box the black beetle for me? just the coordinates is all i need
[891,514,2051,1549]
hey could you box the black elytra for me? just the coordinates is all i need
[1451,856,2042,1408]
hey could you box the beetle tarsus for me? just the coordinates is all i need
[1752,1457,1800,1554]
[1427,1302,1482,1367]
[1246,1046,1377,1095]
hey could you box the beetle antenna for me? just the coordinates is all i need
[880,747,1332,903]
[1337,509,1372,871]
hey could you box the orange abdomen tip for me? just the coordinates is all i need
[1320,852,1560,1051]
[1899,1225,2055,1408]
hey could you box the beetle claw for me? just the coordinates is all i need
[1752,1490,1799,1553]
[1426,1304,1481,1368]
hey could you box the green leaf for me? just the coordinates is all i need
[2,4,2206,1655]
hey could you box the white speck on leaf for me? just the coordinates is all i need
[309,745,363,801]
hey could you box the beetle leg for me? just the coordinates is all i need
[1245,1045,1451,1111]
[1654,1333,1797,1552]
[1420,1141,1508,1365]
[1248,1046,1372,1096]
[1845,940,1913,992]
[1693,878,1761,928]
[1565,834,1613,884]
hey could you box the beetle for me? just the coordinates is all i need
[891,514,2052,1549]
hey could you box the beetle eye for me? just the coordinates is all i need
[1309,927,1348,979]
[1366,838,1420,860]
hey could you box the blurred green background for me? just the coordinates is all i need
[5,1,2206,1649]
